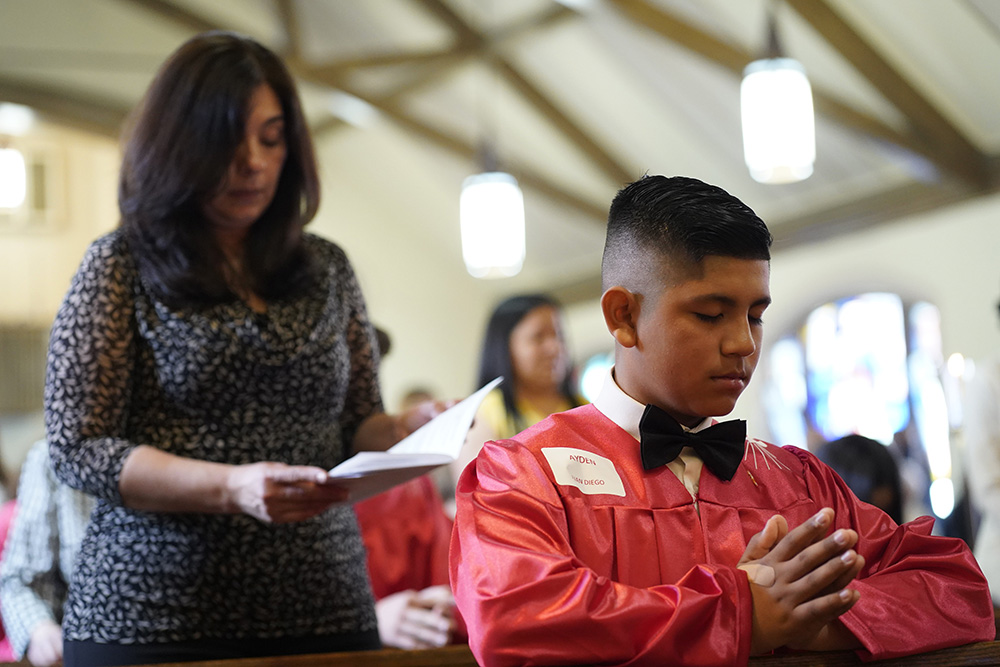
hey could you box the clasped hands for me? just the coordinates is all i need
[739,507,865,655]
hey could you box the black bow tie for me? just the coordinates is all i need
[639,404,746,481]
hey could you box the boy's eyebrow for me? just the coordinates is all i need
[691,294,772,308]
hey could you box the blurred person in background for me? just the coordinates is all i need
[0,440,95,666]
[816,434,904,525]
[963,296,1000,606]
[448,294,583,504]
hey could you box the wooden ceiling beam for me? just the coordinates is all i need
[306,4,572,78]
[123,0,609,225]
[125,0,218,33]
[771,178,996,249]
[308,6,575,125]
[307,46,468,78]
[414,0,633,185]
[786,0,992,190]
[611,0,984,189]
[357,96,609,222]
[273,0,301,62]
[0,76,128,139]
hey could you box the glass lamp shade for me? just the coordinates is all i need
[0,146,27,209]
[740,57,815,184]
[460,171,525,279]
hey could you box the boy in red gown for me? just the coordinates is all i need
[449,175,994,666]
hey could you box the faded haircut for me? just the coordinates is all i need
[601,175,772,291]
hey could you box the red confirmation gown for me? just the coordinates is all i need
[450,404,994,667]
[354,475,453,600]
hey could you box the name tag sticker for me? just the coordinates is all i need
[541,447,626,497]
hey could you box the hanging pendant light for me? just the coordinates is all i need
[0,143,27,209]
[461,145,525,279]
[0,103,34,210]
[740,2,815,184]
[459,6,525,280]
[460,167,525,279]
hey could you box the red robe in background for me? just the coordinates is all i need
[450,404,994,667]
[355,475,453,600]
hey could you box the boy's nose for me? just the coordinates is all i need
[722,320,757,356]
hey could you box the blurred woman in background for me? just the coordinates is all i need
[449,294,582,500]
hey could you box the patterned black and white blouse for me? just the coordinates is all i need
[44,229,381,644]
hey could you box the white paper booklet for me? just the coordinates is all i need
[328,377,502,503]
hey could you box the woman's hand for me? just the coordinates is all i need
[226,462,348,523]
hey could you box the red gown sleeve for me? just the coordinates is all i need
[355,475,453,600]
[450,439,753,667]
[793,447,995,660]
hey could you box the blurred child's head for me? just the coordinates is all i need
[817,434,904,524]
[600,175,772,426]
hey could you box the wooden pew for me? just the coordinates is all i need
[149,640,1000,667]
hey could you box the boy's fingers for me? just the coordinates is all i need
[772,515,789,544]
[815,553,866,600]
[784,545,862,604]
[767,508,834,562]
[792,587,860,629]
[784,528,858,583]
[740,515,784,564]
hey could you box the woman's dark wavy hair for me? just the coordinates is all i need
[119,31,320,306]
[476,294,580,432]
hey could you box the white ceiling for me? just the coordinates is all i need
[2,0,999,303]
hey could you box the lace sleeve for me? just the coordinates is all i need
[44,233,139,504]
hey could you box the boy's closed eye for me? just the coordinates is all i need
[693,312,765,326]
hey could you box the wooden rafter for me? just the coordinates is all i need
[273,0,301,62]
[296,4,575,139]
[123,0,609,225]
[307,46,467,79]
[307,3,572,80]
[127,0,218,33]
[71,0,996,291]
[786,0,992,190]
[773,180,983,249]
[610,0,987,189]
[413,0,634,185]
[0,76,128,138]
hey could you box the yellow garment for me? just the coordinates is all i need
[447,388,586,514]
[477,388,579,440]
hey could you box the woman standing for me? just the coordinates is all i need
[44,31,425,666]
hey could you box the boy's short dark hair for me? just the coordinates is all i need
[601,175,772,290]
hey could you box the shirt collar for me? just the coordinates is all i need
[593,367,714,441]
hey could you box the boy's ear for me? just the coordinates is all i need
[601,286,640,348]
